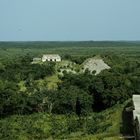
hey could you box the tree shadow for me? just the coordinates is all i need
[120,101,135,140]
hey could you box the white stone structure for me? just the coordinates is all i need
[42,54,61,62]
[133,95,140,122]
[83,58,110,75]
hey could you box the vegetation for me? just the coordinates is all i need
[0,41,140,139]
[0,102,127,140]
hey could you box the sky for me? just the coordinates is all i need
[0,0,140,41]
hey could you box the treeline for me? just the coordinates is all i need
[0,54,140,117]
[1,41,140,49]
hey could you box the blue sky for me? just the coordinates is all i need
[0,0,140,41]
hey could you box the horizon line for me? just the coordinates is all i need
[0,40,140,42]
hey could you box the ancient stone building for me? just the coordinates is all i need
[42,54,61,62]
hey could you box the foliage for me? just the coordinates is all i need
[0,41,139,139]
[0,102,126,140]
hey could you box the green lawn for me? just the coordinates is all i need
[45,75,61,90]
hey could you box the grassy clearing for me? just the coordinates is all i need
[34,74,61,90]
[34,60,80,90]
[45,75,61,90]
[56,60,81,75]
[18,81,27,92]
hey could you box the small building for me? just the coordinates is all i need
[42,54,61,62]
[32,58,42,64]
[33,58,42,62]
